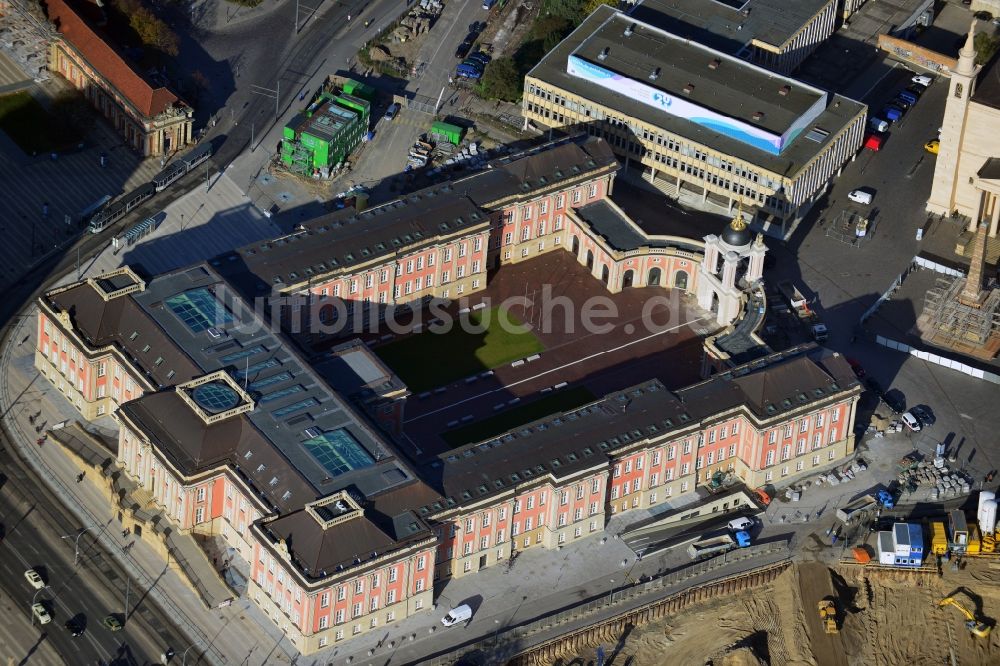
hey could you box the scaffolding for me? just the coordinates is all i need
[824,209,871,247]
[922,276,1000,348]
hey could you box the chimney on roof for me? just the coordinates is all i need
[598,47,610,61]
[779,85,791,96]
[709,59,721,70]
[683,83,695,94]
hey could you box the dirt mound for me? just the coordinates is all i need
[716,647,768,666]
[570,560,1000,666]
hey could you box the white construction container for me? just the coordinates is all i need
[979,491,996,523]
[980,499,998,536]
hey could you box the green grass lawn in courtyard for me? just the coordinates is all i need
[441,386,596,448]
[0,91,82,155]
[374,306,544,392]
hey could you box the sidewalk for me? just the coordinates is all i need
[0,310,298,666]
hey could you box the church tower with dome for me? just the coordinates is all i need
[697,204,768,326]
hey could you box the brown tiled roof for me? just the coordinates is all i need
[118,391,319,513]
[266,482,438,574]
[45,282,202,389]
[45,0,181,118]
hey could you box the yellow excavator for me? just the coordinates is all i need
[937,597,992,639]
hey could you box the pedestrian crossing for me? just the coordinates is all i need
[0,112,161,290]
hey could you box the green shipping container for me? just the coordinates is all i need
[342,79,376,102]
[430,121,463,145]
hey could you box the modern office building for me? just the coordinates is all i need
[629,0,837,75]
[524,5,867,236]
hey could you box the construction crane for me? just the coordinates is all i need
[937,597,992,638]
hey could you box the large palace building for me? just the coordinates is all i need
[34,137,861,654]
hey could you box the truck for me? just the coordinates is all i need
[836,494,877,524]
[686,531,751,560]
[778,281,808,309]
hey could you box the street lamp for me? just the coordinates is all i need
[181,642,200,665]
[60,527,94,566]
[30,586,50,626]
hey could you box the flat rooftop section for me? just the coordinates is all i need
[291,97,358,142]
[529,6,865,176]
[575,199,697,251]
[631,0,832,51]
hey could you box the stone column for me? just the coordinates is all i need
[990,193,1000,237]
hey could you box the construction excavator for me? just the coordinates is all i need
[937,596,992,639]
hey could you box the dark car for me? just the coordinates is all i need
[468,20,485,34]
[846,358,866,379]
[455,40,474,59]
[910,405,935,427]
[467,51,492,67]
[882,389,906,414]
[893,97,911,111]
[65,619,85,637]
[905,85,924,98]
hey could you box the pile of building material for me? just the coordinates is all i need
[391,1,443,43]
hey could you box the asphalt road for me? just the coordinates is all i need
[0,434,190,664]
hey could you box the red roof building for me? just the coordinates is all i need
[44,0,192,156]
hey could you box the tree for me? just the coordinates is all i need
[112,0,179,56]
[582,0,617,15]
[478,57,522,102]
[974,32,1000,66]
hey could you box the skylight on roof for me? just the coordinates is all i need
[302,428,374,478]
[166,287,233,333]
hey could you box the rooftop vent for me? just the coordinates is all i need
[624,22,636,37]
[683,83,695,94]
[779,85,791,96]
[709,58,721,70]
[598,47,610,61]
[752,111,764,121]
[648,67,660,81]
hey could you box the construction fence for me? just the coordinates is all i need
[420,541,790,666]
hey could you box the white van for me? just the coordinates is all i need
[911,74,932,87]
[848,189,873,205]
[441,604,473,627]
[727,517,754,532]
[869,118,888,133]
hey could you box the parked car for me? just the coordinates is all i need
[869,118,889,132]
[848,189,873,205]
[905,85,924,98]
[925,139,940,154]
[911,74,933,87]
[24,569,45,590]
[898,89,918,105]
[467,51,492,67]
[882,105,904,122]
[846,358,866,379]
[901,411,922,431]
[893,97,911,111]
[441,604,473,627]
[383,103,400,121]
[727,517,755,532]
[910,405,935,426]
[454,39,474,59]
[882,389,906,414]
